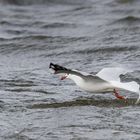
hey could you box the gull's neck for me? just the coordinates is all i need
[67,74,84,86]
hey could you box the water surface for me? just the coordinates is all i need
[0,0,140,139]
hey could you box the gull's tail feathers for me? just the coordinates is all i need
[110,81,140,104]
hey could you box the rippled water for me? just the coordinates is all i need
[0,0,140,139]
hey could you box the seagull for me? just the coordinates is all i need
[49,63,140,104]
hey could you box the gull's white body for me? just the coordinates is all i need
[67,68,140,103]
[67,68,138,91]
[67,74,114,92]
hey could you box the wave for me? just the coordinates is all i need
[116,0,138,4]
[42,22,77,29]
[74,45,138,55]
[114,16,140,25]
[0,0,89,5]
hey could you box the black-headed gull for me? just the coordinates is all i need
[49,63,140,104]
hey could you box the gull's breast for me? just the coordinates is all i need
[77,79,114,93]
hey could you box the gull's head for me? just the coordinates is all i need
[49,63,69,80]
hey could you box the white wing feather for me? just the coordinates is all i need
[96,67,129,82]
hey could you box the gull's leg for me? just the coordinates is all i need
[113,89,126,100]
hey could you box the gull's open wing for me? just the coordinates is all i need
[96,67,129,82]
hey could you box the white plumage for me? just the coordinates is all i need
[49,63,140,104]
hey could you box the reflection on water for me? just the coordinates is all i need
[29,98,139,109]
